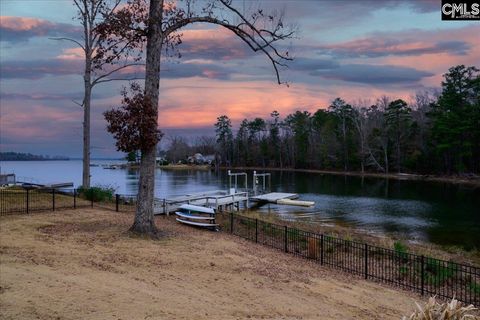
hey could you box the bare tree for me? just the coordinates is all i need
[166,135,191,163]
[53,0,144,188]
[104,0,295,235]
[193,136,217,155]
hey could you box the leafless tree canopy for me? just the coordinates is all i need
[100,0,295,84]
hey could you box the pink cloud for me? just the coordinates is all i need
[0,16,53,32]
[0,16,80,42]
[155,78,415,129]
[56,47,85,60]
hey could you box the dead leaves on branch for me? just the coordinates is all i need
[104,82,163,153]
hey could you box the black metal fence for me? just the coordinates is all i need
[0,188,93,214]
[217,212,480,306]
[0,188,138,215]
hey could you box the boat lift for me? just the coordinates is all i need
[253,171,271,196]
[227,170,248,194]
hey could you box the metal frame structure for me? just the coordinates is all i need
[227,170,248,193]
[253,170,271,196]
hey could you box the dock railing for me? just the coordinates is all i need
[217,212,480,306]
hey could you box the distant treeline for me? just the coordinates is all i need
[213,65,480,175]
[0,152,69,161]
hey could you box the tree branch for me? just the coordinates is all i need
[92,62,145,86]
[49,37,86,51]
[94,76,145,85]
[163,15,291,84]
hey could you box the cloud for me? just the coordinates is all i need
[312,64,434,84]
[0,59,83,79]
[0,16,80,42]
[281,0,439,30]
[0,55,234,81]
[0,93,80,101]
[290,57,339,71]
[162,60,233,80]
[317,34,471,59]
[175,27,251,61]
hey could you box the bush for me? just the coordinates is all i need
[402,297,477,320]
[394,241,409,260]
[78,185,115,202]
[425,258,458,286]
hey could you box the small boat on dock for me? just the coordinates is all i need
[175,204,218,229]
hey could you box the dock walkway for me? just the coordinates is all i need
[250,192,298,203]
[155,190,249,215]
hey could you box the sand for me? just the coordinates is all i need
[0,208,422,319]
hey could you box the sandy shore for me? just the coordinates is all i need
[1,208,423,319]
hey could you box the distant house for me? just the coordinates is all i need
[187,153,205,164]
[186,153,216,165]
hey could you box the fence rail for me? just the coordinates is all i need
[217,213,480,306]
[0,188,138,215]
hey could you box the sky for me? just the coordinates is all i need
[0,0,479,158]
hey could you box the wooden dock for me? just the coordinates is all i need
[250,192,299,203]
[155,190,249,215]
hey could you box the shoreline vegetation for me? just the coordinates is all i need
[0,152,69,161]
[107,162,480,186]
[221,166,480,187]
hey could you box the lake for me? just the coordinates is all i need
[1,160,479,249]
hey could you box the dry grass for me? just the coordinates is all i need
[0,208,426,319]
[402,297,479,319]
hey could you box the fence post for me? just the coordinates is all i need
[421,255,425,295]
[73,189,76,209]
[52,189,55,211]
[115,194,120,212]
[320,234,324,265]
[91,195,94,208]
[284,226,288,253]
[364,243,368,279]
[26,189,30,213]
[230,212,233,234]
[255,218,258,243]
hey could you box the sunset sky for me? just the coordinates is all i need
[0,0,479,158]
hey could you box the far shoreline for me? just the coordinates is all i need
[220,166,480,187]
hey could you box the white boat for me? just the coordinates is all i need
[175,204,218,229]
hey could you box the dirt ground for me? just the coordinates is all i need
[1,208,424,319]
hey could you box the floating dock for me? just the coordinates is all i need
[250,192,299,203]
[250,192,314,207]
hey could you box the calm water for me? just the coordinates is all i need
[1,160,479,249]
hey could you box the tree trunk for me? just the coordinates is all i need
[384,144,389,174]
[132,148,157,233]
[81,2,92,189]
[342,117,348,172]
[82,79,91,188]
[131,0,163,235]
